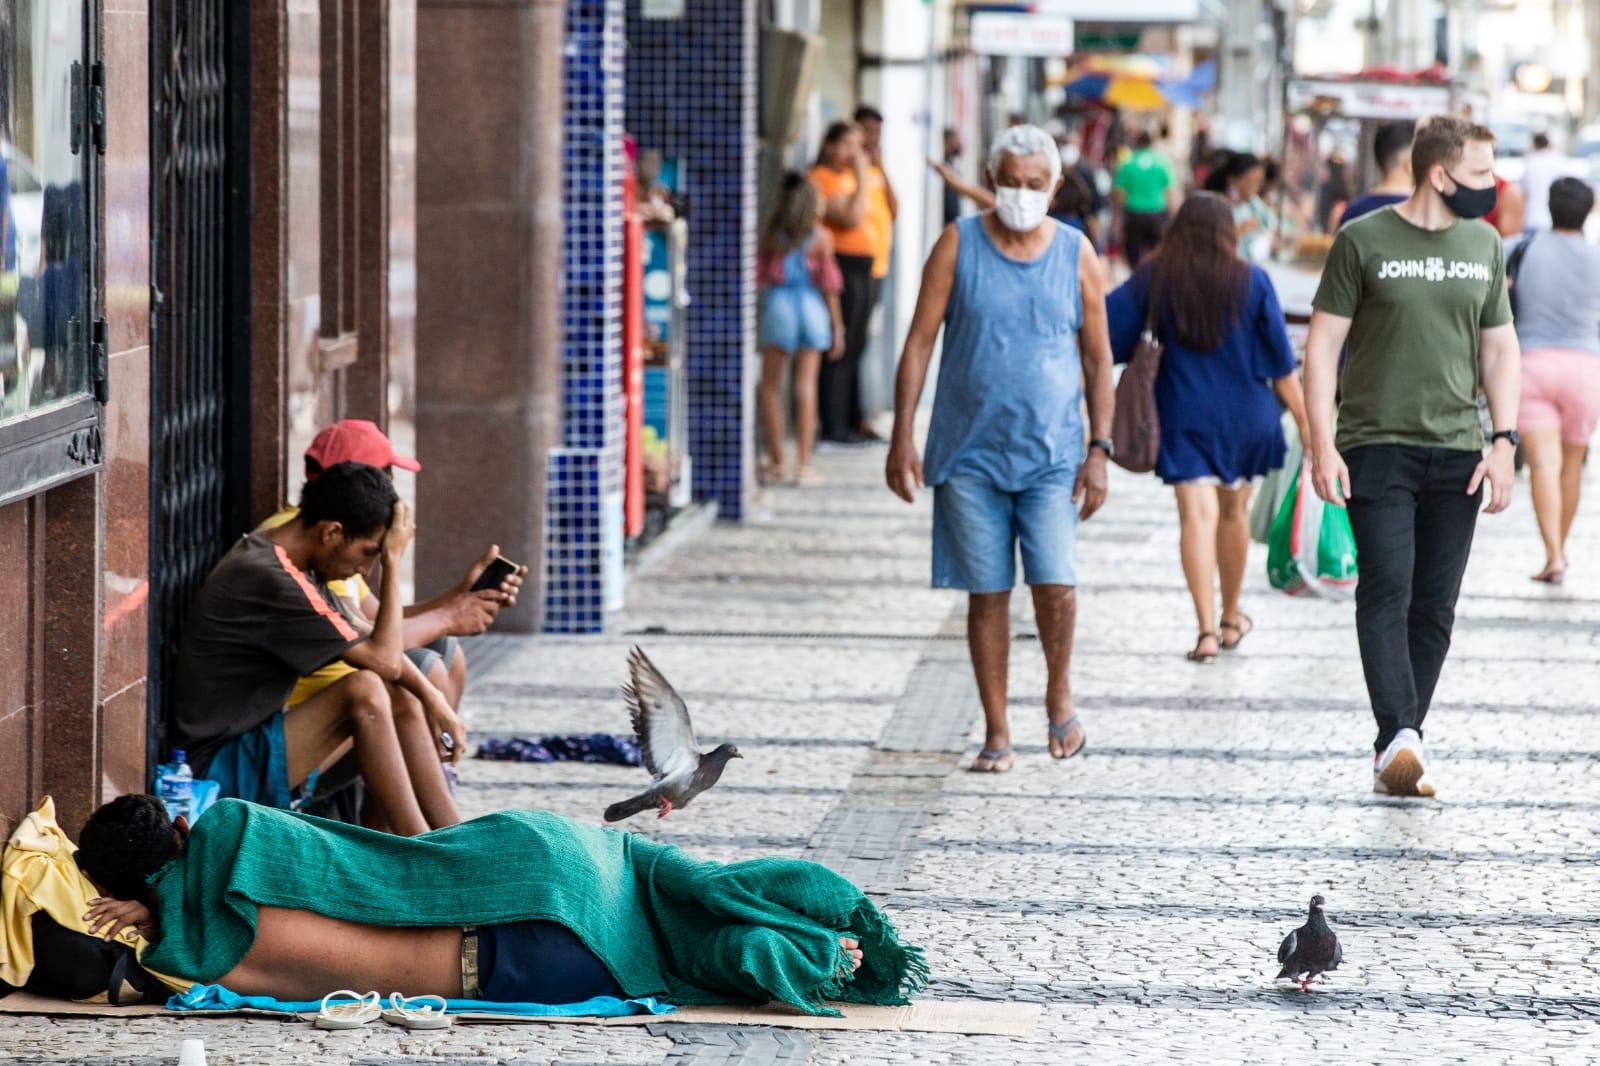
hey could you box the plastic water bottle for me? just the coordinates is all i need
[158,750,195,823]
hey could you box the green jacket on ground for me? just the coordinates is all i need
[139,800,927,1015]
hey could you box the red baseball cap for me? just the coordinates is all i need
[305,419,421,474]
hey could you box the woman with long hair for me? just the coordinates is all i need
[809,121,877,444]
[1106,194,1310,662]
[756,172,845,484]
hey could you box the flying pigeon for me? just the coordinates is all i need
[1276,894,1344,992]
[603,647,742,822]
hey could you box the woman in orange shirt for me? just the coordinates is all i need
[810,122,877,443]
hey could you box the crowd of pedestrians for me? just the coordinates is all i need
[865,109,1600,802]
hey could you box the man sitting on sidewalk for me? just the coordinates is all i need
[170,462,462,836]
[257,420,526,712]
[76,796,923,1014]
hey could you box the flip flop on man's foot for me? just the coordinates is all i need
[968,747,1014,773]
[1048,714,1085,759]
[1220,613,1254,650]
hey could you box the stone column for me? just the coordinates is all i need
[415,0,564,632]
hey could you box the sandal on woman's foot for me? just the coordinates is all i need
[792,465,824,487]
[1187,633,1220,664]
[381,993,452,1030]
[1220,613,1254,650]
[315,990,382,1030]
[1048,715,1086,760]
[968,747,1014,773]
[760,460,785,484]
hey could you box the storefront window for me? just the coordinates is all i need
[1,2,89,423]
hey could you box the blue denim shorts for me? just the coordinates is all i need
[203,712,294,809]
[932,467,1080,593]
[759,286,833,354]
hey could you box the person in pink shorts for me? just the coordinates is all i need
[1513,177,1600,583]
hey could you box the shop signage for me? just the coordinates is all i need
[642,0,684,18]
[1288,79,1476,120]
[970,12,1075,57]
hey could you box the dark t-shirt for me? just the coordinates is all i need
[1337,192,1408,229]
[171,533,363,770]
[1313,207,1512,453]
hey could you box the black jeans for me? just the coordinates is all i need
[1344,445,1482,752]
[819,254,877,441]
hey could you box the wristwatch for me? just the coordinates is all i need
[1089,438,1115,459]
[1491,429,1521,448]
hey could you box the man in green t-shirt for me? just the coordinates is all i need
[1304,115,1521,799]
[1113,131,1175,268]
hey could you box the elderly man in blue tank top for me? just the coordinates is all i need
[886,125,1116,774]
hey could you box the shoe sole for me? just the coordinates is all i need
[1378,749,1435,797]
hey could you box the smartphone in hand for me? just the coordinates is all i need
[469,555,521,593]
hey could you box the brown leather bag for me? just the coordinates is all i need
[1110,307,1163,473]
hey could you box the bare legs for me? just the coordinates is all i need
[284,671,461,838]
[1174,483,1254,658]
[1525,429,1586,579]
[967,585,1080,767]
[757,347,823,481]
[967,591,1012,768]
[1032,584,1082,758]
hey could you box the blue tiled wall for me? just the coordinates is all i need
[624,0,757,521]
[546,0,626,633]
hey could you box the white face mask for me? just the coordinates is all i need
[994,186,1051,232]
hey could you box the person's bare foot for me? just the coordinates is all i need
[839,936,863,976]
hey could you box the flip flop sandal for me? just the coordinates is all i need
[1220,614,1254,650]
[1187,633,1220,664]
[1048,715,1086,760]
[381,993,453,1030]
[314,990,382,1030]
[968,747,1014,773]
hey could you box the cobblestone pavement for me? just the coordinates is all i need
[10,439,1599,1064]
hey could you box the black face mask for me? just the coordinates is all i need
[1439,171,1497,220]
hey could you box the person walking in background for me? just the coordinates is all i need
[851,105,897,442]
[939,126,964,226]
[1520,132,1571,234]
[1338,120,1414,228]
[1213,153,1275,261]
[1512,177,1600,584]
[756,172,846,486]
[810,121,875,445]
[1483,174,1525,239]
[1112,131,1175,269]
[1107,194,1310,663]
[886,125,1114,774]
[1303,116,1520,799]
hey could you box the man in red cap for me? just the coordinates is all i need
[258,419,525,714]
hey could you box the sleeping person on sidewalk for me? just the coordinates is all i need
[75,796,927,1015]
[169,462,462,836]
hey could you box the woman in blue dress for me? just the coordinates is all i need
[1107,193,1310,663]
[757,173,845,485]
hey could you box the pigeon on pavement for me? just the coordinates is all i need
[603,646,742,822]
[1276,894,1344,992]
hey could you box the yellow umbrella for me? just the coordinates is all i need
[1102,76,1170,112]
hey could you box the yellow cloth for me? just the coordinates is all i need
[811,164,893,274]
[254,506,371,706]
[1,796,189,993]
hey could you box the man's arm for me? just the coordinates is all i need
[879,165,899,220]
[886,225,960,502]
[929,160,995,210]
[1075,238,1113,521]
[395,652,467,762]
[340,501,412,681]
[1469,323,1521,513]
[1303,310,1353,505]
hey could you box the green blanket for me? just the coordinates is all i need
[139,800,926,1015]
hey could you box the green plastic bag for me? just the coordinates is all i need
[1266,461,1358,598]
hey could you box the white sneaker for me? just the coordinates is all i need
[1373,729,1436,797]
